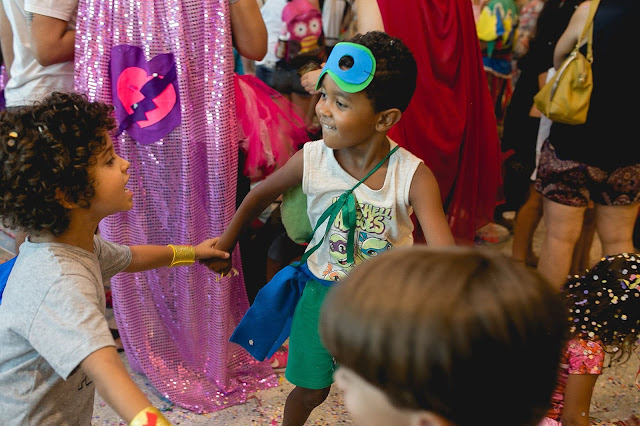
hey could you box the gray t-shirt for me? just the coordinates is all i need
[0,235,131,425]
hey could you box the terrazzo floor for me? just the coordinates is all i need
[92,221,640,425]
[90,350,639,425]
[2,224,639,425]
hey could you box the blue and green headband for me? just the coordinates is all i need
[316,42,376,93]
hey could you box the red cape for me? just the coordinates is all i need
[378,0,502,244]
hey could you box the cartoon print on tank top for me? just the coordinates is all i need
[321,198,394,281]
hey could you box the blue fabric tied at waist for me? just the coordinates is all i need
[231,146,399,361]
[230,262,332,361]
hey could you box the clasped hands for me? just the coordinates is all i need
[197,238,236,279]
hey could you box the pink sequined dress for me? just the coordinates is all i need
[74,0,277,412]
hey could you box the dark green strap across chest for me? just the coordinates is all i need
[301,145,399,264]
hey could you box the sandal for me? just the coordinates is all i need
[268,346,288,371]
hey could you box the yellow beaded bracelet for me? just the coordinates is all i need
[167,244,195,267]
[129,406,171,426]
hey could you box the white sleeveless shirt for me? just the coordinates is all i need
[302,139,422,281]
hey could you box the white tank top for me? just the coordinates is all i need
[302,139,422,281]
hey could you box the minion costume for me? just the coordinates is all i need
[230,42,423,388]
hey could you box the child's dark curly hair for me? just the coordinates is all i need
[0,92,116,237]
[348,31,417,112]
[563,253,640,365]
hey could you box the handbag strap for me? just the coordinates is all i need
[577,0,600,62]
[300,144,400,265]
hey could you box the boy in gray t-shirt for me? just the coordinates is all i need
[0,236,130,424]
[0,92,229,425]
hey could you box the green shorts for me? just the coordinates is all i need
[285,279,336,389]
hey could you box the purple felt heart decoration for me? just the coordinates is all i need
[110,44,181,145]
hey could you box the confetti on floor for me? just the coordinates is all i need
[94,224,639,425]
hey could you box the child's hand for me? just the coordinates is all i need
[196,238,233,275]
[300,68,322,94]
[194,237,231,262]
[200,256,233,276]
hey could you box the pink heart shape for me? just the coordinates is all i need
[116,67,177,128]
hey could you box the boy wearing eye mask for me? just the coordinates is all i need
[204,31,454,425]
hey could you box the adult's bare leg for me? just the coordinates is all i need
[569,204,597,275]
[595,203,640,258]
[537,198,586,290]
[511,184,543,267]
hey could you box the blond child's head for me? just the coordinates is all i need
[320,246,567,426]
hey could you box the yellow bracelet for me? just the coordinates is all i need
[129,406,171,426]
[167,244,195,267]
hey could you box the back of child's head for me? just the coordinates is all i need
[320,245,567,426]
[564,253,640,364]
[319,31,417,112]
[0,91,115,237]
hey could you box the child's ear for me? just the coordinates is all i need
[55,188,77,209]
[375,108,402,132]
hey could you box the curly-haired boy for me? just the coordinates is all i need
[0,92,229,425]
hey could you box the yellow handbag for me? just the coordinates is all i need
[533,0,599,125]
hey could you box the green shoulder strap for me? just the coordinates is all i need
[300,145,399,265]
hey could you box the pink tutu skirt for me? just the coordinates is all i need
[234,74,309,181]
